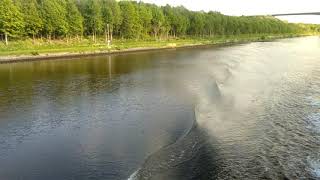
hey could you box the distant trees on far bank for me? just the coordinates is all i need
[0,0,319,44]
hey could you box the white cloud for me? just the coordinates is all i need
[141,0,320,24]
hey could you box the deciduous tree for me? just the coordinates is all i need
[66,0,83,37]
[0,0,24,45]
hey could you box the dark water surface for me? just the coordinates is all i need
[0,37,319,180]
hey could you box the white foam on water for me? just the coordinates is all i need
[308,157,320,178]
[306,96,320,107]
[127,169,140,180]
[307,112,320,132]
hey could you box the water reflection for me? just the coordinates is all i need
[0,37,320,180]
[0,50,196,180]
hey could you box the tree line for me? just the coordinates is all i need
[0,0,319,45]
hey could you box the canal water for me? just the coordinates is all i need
[0,37,319,180]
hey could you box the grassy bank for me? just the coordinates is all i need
[0,34,308,61]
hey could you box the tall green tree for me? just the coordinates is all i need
[109,0,122,36]
[101,0,122,39]
[39,0,68,38]
[66,0,83,37]
[83,0,103,42]
[101,0,113,42]
[0,0,24,45]
[150,5,164,39]
[119,1,140,39]
[20,0,43,39]
[189,12,205,36]
[0,0,317,43]
[138,3,152,38]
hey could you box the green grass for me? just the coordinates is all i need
[0,34,307,57]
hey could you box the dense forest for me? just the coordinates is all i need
[0,0,319,45]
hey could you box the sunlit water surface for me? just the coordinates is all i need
[0,37,319,180]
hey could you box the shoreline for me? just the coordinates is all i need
[0,35,307,64]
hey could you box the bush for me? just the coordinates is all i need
[31,51,39,56]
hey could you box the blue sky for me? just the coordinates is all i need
[142,0,320,24]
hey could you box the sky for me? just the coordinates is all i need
[142,0,320,24]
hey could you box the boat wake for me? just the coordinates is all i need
[129,38,320,179]
[128,79,223,180]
